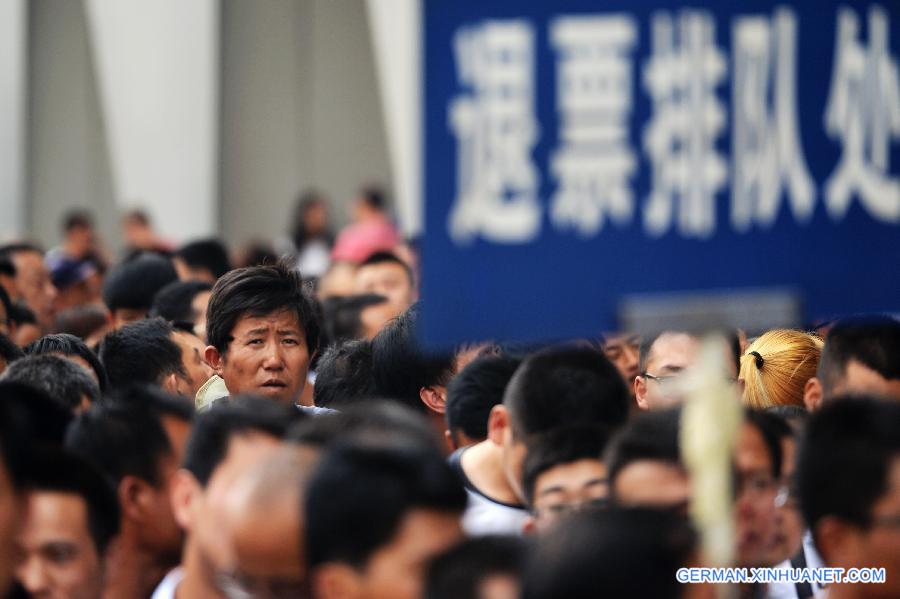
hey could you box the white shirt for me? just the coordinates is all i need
[448,448,529,536]
[150,567,184,599]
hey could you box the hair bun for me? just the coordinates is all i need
[749,351,764,369]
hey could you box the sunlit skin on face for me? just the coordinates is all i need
[206,309,310,405]
[16,492,104,599]
[613,460,691,512]
[353,262,416,315]
[530,459,608,533]
[734,424,778,568]
[171,330,214,398]
[634,333,700,410]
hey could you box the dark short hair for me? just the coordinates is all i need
[818,315,900,396]
[54,305,111,341]
[0,284,12,322]
[99,318,186,390]
[26,333,108,392]
[183,397,303,487]
[306,443,466,569]
[66,386,193,487]
[744,409,783,480]
[0,256,15,278]
[523,508,696,599]
[25,449,120,555]
[446,355,520,443]
[797,396,900,532]
[176,239,231,280]
[522,423,613,507]
[63,209,93,232]
[150,280,213,326]
[1,354,100,411]
[0,332,24,366]
[205,262,321,356]
[321,294,388,344]
[425,536,527,599]
[313,339,376,409]
[606,408,682,495]
[8,301,36,326]
[358,185,386,211]
[102,253,178,312]
[504,346,629,441]
[358,251,413,285]
[371,306,455,412]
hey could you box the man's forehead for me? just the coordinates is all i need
[233,310,302,332]
[647,333,699,368]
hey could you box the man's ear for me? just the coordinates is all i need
[522,515,537,535]
[804,377,823,412]
[161,372,179,395]
[487,405,510,447]
[814,516,863,568]
[419,386,446,415]
[634,376,650,410]
[312,563,362,599]
[170,469,201,532]
[205,345,224,377]
[118,475,153,524]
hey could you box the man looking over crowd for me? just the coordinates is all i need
[0,243,57,333]
[353,251,417,319]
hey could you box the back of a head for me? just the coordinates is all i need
[150,280,212,325]
[99,317,185,390]
[605,407,682,492]
[523,508,696,599]
[446,355,521,443]
[504,346,629,439]
[425,536,527,599]
[818,315,900,397]
[797,396,900,535]
[102,253,178,313]
[0,354,100,411]
[0,381,73,469]
[306,443,466,569]
[26,333,108,392]
[176,239,231,280]
[313,339,376,409]
[740,329,823,409]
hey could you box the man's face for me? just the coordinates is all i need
[831,359,900,401]
[734,423,778,568]
[530,459,608,533]
[359,301,399,340]
[851,457,900,599]
[602,333,641,396]
[354,263,415,315]
[16,491,104,599]
[353,509,462,599]
[172,330,214,398]
[210,309,310,404]
[12,251,57,330]
[612,460,691,513]
[0,460,20,594]
[634,333,699,410]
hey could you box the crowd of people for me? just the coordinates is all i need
[0,187,898,599]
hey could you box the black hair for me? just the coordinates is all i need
[25,449,120,555]
[99,318,187,390]
[305,443,466,569]
[0,256,15,278]
[744,409,783,479]
[818,315,900,396]
[65,386,193,487]
[183,396,303,487]
[505,346,629,440]
[321,294,389,344]
[291,189,333,250]
[205,262,321,357]
[175,239,231,280]
[1,354,100,411]
[53,305,110,341]
[522,423,613,507]
[445,355,520,443]
[522,508,696,599]
[0,242,44,261]
[313,339,377,409]
[102,252,178,312]
[8,301,36,326]
[63,209,93,232]
[371,306,456,412]
[0,284,11,322]
[26,333,109,392]
[358,251,414,285]
[358,185,387,211]
[797,396,900,532]
[150,280,213,326]
[0,332,24,367]
[606,408,682,495]
[425,536,527,599]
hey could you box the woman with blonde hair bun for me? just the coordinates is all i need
[740,329,824,409]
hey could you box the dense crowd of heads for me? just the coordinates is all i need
[0,195,898,599]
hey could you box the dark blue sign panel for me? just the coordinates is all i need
[422,1,900,347]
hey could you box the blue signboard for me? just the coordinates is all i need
[421,1,900,347]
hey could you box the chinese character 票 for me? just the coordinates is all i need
[643,11,728,238]
[731,8,815,231]
[448,21,542,244]
[550,15,638,237]
[824,6,900,223]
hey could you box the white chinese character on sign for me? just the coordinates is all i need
[643,11,728,238]
[448,21,541,244]
[732,8,815,231]
[824,6,900,223]
[550,15,637,237]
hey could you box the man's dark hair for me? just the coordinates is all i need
[54,305,110,342]
[744,409,783,480]
[522,423,613,507]
[26,333,108,392]
[63,209,93,232]
[1,354,100,411]
[0,242,44,261]
[321,294,389,344]
[183,397,303,487]
[176,239,231,280]
[99,318,186,390]
[306,443,466,569]
[358,185,387,211]
[817,315,900,396]
[0,284,12,323]
[0,256,15,278]
[8,302,36,326]
[523,508,696,599]
[205,262,320,356]
[605,408,682,495]
[371,306,455,412]
[425,536,527,599]
[797,396,900,533]
[25,449,120,555]
[150,280,212,326]
[446,355,520,444]
[504,346,629,440]
[358,251,413,285]
[102,252,178,313]
[0,332,24,367]
[313,339,377,409]
[66,386,193,487]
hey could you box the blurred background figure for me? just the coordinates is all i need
[150,280,213,342]
[173,239,231,283]
[0,243,57,334]
[277,189,334,280]
[121,210,172,259]
[331,185,400,264]
[102,253,178,330]
[600,332,641,402]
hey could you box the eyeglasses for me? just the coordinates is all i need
[534,496,608,518]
